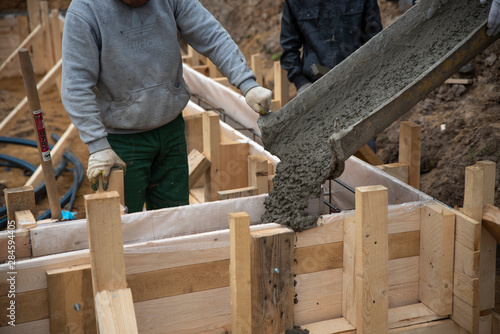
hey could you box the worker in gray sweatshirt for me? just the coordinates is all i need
[61,0,273,213]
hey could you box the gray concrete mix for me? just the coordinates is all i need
[258,0,493,231]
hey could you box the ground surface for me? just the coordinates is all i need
[1,0,499,311]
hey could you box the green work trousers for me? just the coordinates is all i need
[107,114,189,213]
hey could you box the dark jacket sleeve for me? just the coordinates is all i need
[280,0,310,89]
[363,0,382,40]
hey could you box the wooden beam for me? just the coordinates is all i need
[250,227,294,333]
[389,303,446,330]
[40,1,55,69]
[463,165,485,222]
[0,289,48,327]
[208,59,222,78]
[377,162,409,183]
[4,186,35,223]
[220,142,249,191]
[15,210,37,230]
[94,289,138,334]
[354,144,384,166]
[0,24,42,75]
[46,264,97,334]
[84,191,127,294]
[188,149,211,190]
[342,216,356,326]
[0,229,31,262]
[217,186,257,200]
[187,45,200,66]
[444,78,474,85]
[476,161,495,205]
[273,61,290,107]
[419,204,455,316]
[0,58,62,135]
[248,155,269,195]
[251,54,263,86]
[389,319,460,334]
[27,0,45,74]
[482,204,500,242]
[451,295,479,334]
[203,111,221,202]
[355,185,389,333]
[96,169,126,208]
[229,212,252,334]
[49,9,62,93]
[398,121,421,190]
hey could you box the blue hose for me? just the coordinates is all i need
[0,136,84,229]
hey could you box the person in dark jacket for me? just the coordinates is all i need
[280,0,382,95]
[280,0,382,151]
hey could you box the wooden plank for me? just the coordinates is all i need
[451,295,480,334]
[40,1,55,69]
[388,303,446,330]
[476,161,495,205]
[377,162,409,183]
[483,204,500,242]
[49,9,62,62]
[491,311,500,334]
[444,78,474,85]
[454,270,480,307]
[203,111,221,202]
[250,227,294,333]
[295,242,343,275]
[187,45,200,66]
[229,212,251,334]
[455,211,481,251]
[0,228,31,263]
[85,192,127,294]
[479,313,492,334]
[302,317,355,334]
[354,144,384,166]
[419,204,455,316]
[0,24,42,75]
[0,289,48,326]
[479,226,496,311]
[188,149,211,190]
[389,319,460,334]
[220,142,249,191]
[94,288,138,334]
[15,209,37,230]
[342,215,356,326]
[251,54,263,86]
[248,155,269,195]
[27,0,45,74]
[294,269,343,326]
[463,165,485,222]
[398,121,421,190]
[0,58,62,135]
[1,319,49,334]
[454,241,480,278]
[183,113,203,154]
[207,59,222,78]
[25,123,79,188]
[355,185,389,333]
[217,186,257,200]
[388,230,419,260]
[46,264,97,334]
[273,61,289,106]
[4,186,35,223]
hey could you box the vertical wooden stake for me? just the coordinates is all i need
[273,61,289,108]
[203,111,221,202]
[40,1,55,69]
[188,45,200,66]
[47,265,97,334]
[419,204,455,316]
[251,227,294,333]
[248,155,269,195]
[229,212,252,334]
[85,191,127,294]
[27,0,45,74]
[49,8,62,92]
[4,186,35,224]
[476,161,496,206]
[355,185,389,334]
[342,216,357,327]
[398,121,421,190]
[251,54,263,86]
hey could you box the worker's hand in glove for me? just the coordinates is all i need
[245,86,272,114]
[87,148,126,191]
[297,82,312,95]
[481,0,500,36]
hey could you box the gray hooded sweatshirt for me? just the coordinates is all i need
[61,0,258,154]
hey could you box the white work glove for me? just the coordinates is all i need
[481,0,500,36]
[297,82,312,95]
[245,86,272,114]
[87,148,126,191]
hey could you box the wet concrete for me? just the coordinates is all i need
[259,0,492,231]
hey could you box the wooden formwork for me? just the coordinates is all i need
[0,159,497,333]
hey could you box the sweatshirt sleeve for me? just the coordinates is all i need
[61,11,111,154]
[172,0,258,95]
